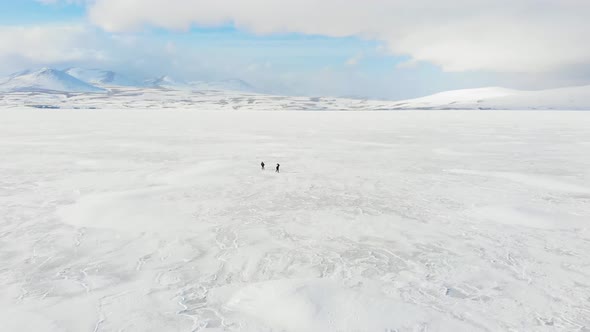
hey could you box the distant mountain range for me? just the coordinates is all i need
[0,67,259,94]
[144,75,187,89]
[0,68,589,110]
[0,68,106,93]
[188,79,256,93]
[65,68,140,87]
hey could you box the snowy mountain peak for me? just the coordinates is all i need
[33,68,62,78]
[0,68,106,93]
[156,76,178,85]
[189,78,257,93]
[65,68,139,87]
[36,67,52,73]
[1,66,259,94]
[145,75,189,89]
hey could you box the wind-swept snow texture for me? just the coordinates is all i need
[0,68,106,93]
[0,110,589,331]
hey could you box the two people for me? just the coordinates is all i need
[261,161,280,173]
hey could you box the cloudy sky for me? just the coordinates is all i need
[0,0,588,99]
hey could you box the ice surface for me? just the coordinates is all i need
[0,110,589,331]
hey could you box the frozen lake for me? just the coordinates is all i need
[0,110,589,331]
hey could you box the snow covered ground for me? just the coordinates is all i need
[389,86,590,111]
[1,68,590,110]
[0,87,386,111]
[2,84,590,111]
[0,109,589,331]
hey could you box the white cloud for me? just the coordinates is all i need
[85,0,590,73]
[345,53,363,66]
[0,25,107,65]
[0,23,284,88]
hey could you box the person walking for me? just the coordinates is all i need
[276,163,280,173]
[261,161,265,170]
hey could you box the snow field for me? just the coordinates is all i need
[0,110,589,331]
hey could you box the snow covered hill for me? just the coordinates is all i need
[481,85,590,110]
[0,68,106,93]
[0,67,260,94]
[399,87,519,105]
[1,67,589,110]
[65,68,139,87]
[1,84,589,110]
[144,76,260,93]
[144,75,191,90]
[389,85,590,110]
[189,78,257,93]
